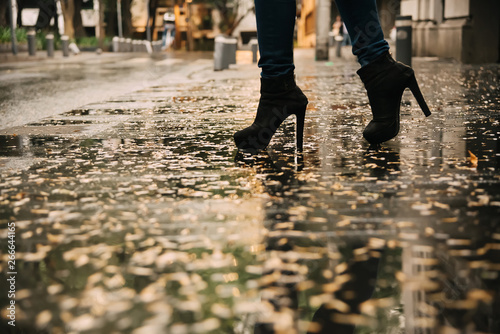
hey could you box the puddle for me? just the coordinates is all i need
[0,135,23,156]
[0,60,499,334]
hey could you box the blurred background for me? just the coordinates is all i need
[1,0,499,63]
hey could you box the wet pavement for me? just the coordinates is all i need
[0,51,214,129]
[0,49,499,334]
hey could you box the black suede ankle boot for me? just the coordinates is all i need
[357,52,431,144]
[234,73,308,153]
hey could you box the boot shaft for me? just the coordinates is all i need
[357,52,413,93]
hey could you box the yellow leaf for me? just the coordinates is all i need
[468,150,478,167]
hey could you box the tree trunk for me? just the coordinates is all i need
[60,0,75,38]
[226,6,253,36]
[210,0,253,36]
[122,0,133,38]
[0,0,8,27]
[73,0,86,38]
[149,0,158,40]
[105,0,117,37]
[97,0,104,48]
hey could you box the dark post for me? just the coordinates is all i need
[146,0,151,41]
[249,38,258,63]
[28,29,36,56]
[395,15,413,67]
[61,35,69,57]
[46,33,54,57]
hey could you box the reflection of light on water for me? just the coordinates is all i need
[0,59,499,334]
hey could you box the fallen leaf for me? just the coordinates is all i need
[468,150,478,168]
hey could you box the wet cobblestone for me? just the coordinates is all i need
[0,51,499,334]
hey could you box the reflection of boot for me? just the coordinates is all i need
[234,73,308,153]
[357,52,431,144]
[253,256,302,334]
[235,148,303,172]
[308,250,381,334]
[363,146,400,179]
[235,150,304,201]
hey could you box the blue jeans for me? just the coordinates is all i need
[256,0,390,78]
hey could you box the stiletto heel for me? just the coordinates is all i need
[295,109,306,152]
[234,73,308,153]
[407,75,431,117]
[357,52,432,144]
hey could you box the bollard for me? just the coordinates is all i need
[214,35,227,71]
[46,33,54,57]
[152,41,159,52]
[112,36,119,52]
[155,41,162,52]
[140,40,147,53]
[225,37,237,65]
[132,40,138,52]
[125,38,132,52]
[395,15,413,67]
[249,38,258,63]
[61,35,69,57]
[27,29,36,56]
[119,37,125,52]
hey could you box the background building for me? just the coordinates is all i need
[297,0,316,48]
[297,0,400,49]
[297,0,500,64]
[401,0,500,63]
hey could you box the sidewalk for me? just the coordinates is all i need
[0,49,127,65]
[0,49,211,67]
[0,49,499,333]
[0,50,216,129]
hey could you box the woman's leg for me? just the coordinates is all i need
[255,0,297,78]
[334,0,390,67]
[334,0,431,144]
[234,0,308,153]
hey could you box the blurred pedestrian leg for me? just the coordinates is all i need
[162,12,176,50]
